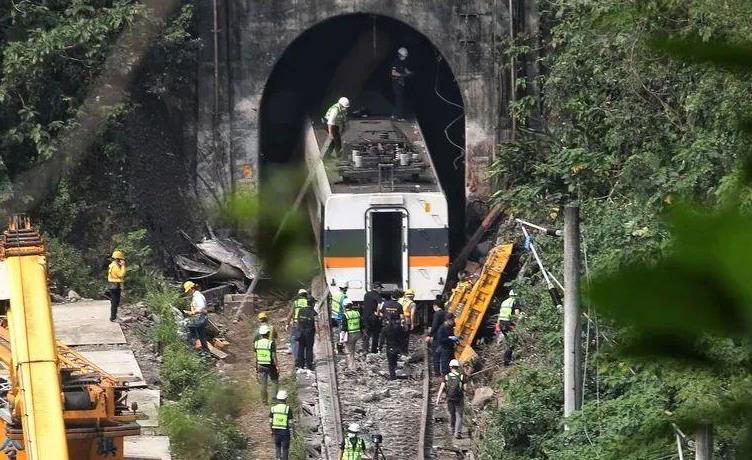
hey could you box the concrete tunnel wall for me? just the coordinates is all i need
[194,1,537,210]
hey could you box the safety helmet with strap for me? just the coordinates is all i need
[270,403,290,430]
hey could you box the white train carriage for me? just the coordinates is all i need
[304,116,449,303]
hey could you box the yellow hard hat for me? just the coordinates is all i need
[183,281,196,293]
[111,250,125,259]
[258,312,268,321]
[405,288,416,296]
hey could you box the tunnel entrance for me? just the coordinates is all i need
[259,13,466,256]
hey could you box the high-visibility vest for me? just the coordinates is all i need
[331,292,346,319]
[292,297,308,320]
[398,297,413,317]
[499,297,517,322]
[325,103,346,127]
[254,338,273,365]
[344,310,361,333]
[270,404,290,430]
[446,370,465,390]
[342,437,366,460]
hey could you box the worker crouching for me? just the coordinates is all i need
[270,390,294,460]
[254,325,279,403]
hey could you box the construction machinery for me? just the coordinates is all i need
[0,216,140,460]
[447,244,513,363]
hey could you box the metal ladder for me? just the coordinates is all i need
[450,244,513,363]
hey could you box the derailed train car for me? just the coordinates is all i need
[304,116,449,303]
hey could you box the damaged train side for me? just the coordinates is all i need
[304,116,449,303]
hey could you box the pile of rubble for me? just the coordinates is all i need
[175,233,263,292]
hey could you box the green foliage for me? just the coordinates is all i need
[483,0,752,458]
[111,228,154,298]
[45,234,98,296]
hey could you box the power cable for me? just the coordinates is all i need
[433,56,465,170]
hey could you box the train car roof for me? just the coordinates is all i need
[312,116,441,194]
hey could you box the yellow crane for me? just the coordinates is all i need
[0,216,140,460]
[447,244,513,363]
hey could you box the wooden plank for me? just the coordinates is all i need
[53,301,126,346]
[207,342,228,359]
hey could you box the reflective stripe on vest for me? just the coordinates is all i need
[254,338,273,365]
[345,310,361,332]
[331,293,346,318]
[293,297,307,320]
[398,297,413,317]
[499,297,516,322]
[325,103,346,127]
[342,437,365,460]
[446,370,465,390]
[271,404,290,430]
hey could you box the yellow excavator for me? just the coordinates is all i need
[0,216,140,460]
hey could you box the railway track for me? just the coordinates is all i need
[317,307,436,460]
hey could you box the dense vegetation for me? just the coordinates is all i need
[482,0,752,458]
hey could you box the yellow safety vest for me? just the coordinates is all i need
[398,297,413,317]
[254,338,273,365]
[342,437,366,460]
[331,292,346,319]
[344,310,361,333]
[293,297,308,320]
[271,404,290,430]
[499,297,517,322]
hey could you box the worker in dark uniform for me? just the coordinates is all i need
[379,290,404,351]
[295,301,318,370]
[391,47,413,120]
[361,283,382,353]
[382,317,404,380]
[435,313,458,377]
[270,390,294,460]
[254,325,278,403]
[427,300,447,375]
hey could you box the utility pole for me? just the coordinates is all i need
[695,424,713,460]
[563,204,582,417]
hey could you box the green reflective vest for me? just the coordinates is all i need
[325,103,347,127]
[270,403,290,430]
[254,338,273,365]
[342,436,365,460]
[499,297,517,322]
[398,297,414,317]
[331,292,346,319]
[344,310,361,333]
[292,297,308,320]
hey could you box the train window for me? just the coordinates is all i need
[370,211,405,288]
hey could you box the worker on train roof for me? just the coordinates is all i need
[323,96,349,159]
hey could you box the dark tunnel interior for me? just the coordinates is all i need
[259,14,466,256]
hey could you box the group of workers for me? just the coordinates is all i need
[323,46,414,158]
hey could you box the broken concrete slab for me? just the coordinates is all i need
[128,389,160,428]
[53,300,126,346]
[81,349,146,387]
[124,435,171,460]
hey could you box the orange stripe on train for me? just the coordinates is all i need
[324,257,366,268]
[408,256,450,267]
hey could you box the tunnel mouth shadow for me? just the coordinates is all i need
[259,13,466,257]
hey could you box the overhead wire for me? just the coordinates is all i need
[433,55,466,169]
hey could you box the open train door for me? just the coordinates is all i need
[366,208,409,291]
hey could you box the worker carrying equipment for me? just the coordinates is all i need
[323,97,350,158]
[270,390,293,460]
[107,249,126,322]
[435,359,467,439]
[340,423,366,460]
[254,325,279,403]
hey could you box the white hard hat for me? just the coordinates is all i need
[298,288,307,295]
[398,47,408,57]
[338,97,350,108]
[338,281,348,289]
[276,390,288,400]
[449,359,460,368]
[343,298,353,307]
[509,289,517,296]
[347,423,360,433]
[259,325,270,335]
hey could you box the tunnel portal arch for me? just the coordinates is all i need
[258,13,467,255]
